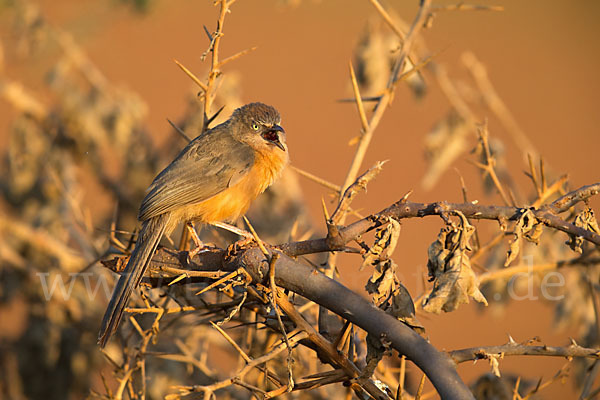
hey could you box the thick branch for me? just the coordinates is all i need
[224,247,474,399]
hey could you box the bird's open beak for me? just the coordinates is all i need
[267,125,286,151]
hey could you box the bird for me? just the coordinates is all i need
[98,102,289,347]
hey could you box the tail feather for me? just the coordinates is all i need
[98,213,169,347]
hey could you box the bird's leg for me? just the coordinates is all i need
[186,222,206,258]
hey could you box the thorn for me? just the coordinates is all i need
[243,216,269,257]
[321,197,330,222]
[203,25,213,41]
[167,118,192,142]
[168,273,188,286]
[174,59,208,92]
[206,105,226,127]
[400,189,413,203]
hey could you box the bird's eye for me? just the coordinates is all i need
[252,123,259,131]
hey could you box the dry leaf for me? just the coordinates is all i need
[361,217,401,271]
[566,208,600,253]
[362,218,425,337]
[365,259,397,305]
[504,209,541,266]
[423,212,487,313]
[554,268,597,338]
[386,284,426,336]
[489,354,501,377]
[524,221,544,244]
[363,218,401,305]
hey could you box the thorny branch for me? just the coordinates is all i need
[280,182,600,257]
[318,0,432,344]
[102,181,600,399]
[174,331,309,397]
[450,341,600,364]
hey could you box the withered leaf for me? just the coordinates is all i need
[489,355,501,378]
[524,221,544,244]
[505,209,541,266]
[365,259,397,305]
[362,218,402,307]
[361,218,425,336]
[386,284,426,337]
[566,208,600,253]
[360,217,401,271]
[423,212,487,313]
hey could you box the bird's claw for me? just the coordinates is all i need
[226,236,256,257]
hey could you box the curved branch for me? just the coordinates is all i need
[134,246,473,397]
[225,247,475,399]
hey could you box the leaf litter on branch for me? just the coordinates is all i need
[566,207,600,254]
[504,208,543,266]
[361,216,425,376]
[423,211,488,313]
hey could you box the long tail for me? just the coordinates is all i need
[98,213,169,347]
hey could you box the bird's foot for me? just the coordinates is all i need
[225,236,258,257]
[187,244,209,260]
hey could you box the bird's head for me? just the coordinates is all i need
[231,102,287,152]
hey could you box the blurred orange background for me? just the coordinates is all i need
[1,0,600,398]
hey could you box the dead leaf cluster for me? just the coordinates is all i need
[423,211,488,313]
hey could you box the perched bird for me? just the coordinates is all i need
[98,103,289,347]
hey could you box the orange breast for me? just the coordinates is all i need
[170,148,288,227]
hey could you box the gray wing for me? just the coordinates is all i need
[138,130,255,221]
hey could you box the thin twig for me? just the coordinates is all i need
[243,216,269,257]
[450,342,600,363]
[432,4,504,12]
[462,51,537,160]
[210,321,251,363]
[174,331,308,395]
[470,122,512,206]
